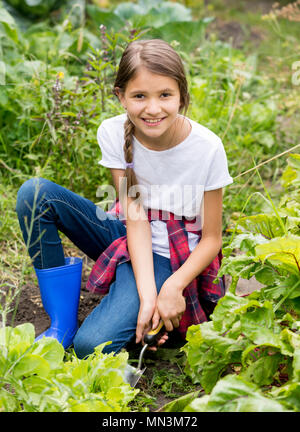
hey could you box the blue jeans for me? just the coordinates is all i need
[16,178,175,357]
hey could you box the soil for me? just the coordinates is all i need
[205,0,275,50]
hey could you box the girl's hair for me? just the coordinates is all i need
[113,39,190,197]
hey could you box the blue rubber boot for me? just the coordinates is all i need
[35,257,83,349]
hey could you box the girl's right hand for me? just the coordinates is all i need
[135,300,156,344]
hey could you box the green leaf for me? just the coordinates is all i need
[114,2,146,19]
[183,395,210,412]
[13,354,50,378]
[152,2,192,22]
[238,300,279,345]
[281,154,300,189]
[227,233,268,255]
[183,322,234,392]
[5,0,62,18]
[237,214,286,239]
[280,328,300,354]
[241,352,282,386]
[31,337,64,370]
[203,375,289,412]
[270,382,300,411]
[160,390,201,412]
[70,398,114,412]
[0,389,18,412]
[146,20,208,52]
[22,375,54,406]
[255,235,300,276]
[0,324,35,360]
[260,273,300,302]
[217,254,259,281]
[210,292,249,333]
[0,7,19,43]
[200,321,239,355]
[253,265,280,286]
[292,348,300,381]
[86,5,125,31]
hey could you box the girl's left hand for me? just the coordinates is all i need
[152,276,186,332]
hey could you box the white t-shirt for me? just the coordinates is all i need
[97,113,233,258]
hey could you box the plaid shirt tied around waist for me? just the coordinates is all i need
[86,200,226,339]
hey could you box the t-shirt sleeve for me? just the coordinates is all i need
[204,139,233,191]
[97,123,126,169]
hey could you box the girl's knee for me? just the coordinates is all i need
[73,324,134,359]
[73,330,116,359]
[16,178,49,215]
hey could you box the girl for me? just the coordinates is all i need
[16,39,233,358]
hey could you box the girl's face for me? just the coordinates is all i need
[118,66,182,149]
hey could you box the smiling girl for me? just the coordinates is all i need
[16,39,233,357]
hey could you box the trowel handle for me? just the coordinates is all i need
[143,320,166,346]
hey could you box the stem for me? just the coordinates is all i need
[234,143,300,180]
[221,76,244,142]
[227,190,271,247]
[274,280,300,312]
[253,160,287,236]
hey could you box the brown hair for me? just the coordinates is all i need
[114,39,190,198]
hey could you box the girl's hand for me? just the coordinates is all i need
[146,331,169,352]
[136,305,168,351]
[135,299,156,344]
[152,276,186,332]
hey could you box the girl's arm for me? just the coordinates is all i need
[153,188,223,332]
[126,201,158,343]
[111,169,157,343]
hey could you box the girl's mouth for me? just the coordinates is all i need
[142,117,166,126]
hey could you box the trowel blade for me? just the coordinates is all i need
[124,364,146,388]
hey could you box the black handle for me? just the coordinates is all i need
[143,320,166,346]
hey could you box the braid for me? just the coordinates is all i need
[123,116,139,198]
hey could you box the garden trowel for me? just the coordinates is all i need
[124,321,166,387]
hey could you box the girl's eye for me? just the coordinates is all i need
[133,93,171,99]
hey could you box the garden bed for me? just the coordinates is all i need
[8,249,260,412]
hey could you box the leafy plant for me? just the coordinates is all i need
[0,3,139,197]
[87,0,212,52]
[182,375,291,412]
[161,154,300,412]
[0,323,138,412]
[4,0,66,18]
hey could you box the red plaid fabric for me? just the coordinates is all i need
[86,200,225,339]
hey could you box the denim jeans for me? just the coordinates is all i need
[15,178,175,357]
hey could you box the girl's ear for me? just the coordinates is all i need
[114,87,126,110]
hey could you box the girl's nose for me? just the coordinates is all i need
[144,99,162,115]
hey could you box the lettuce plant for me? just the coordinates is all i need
[0,323,138,412]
